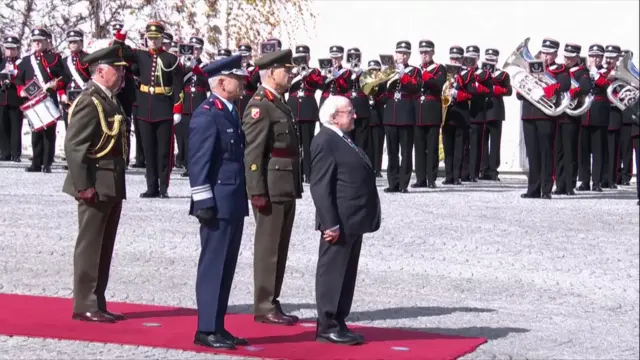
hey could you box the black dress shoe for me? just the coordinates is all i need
[316,330,364,345]
[566,189,576,196]
[541,193,552,199]
[411,181,427,188]
[576,183,590,191]
[42,166,51,173]
[622,181,631,186]
[383,187,400,193]
[427,182,437,188]
[140,191,159,198]
[25,166,41,172]
[12,157,21,163]
[194,331,235,350]
[454,179,462,185]
[461,176,471,182]
[470,177,478,182]
[101,310,125,321]
[521,193,541,199]
[592,184,603,192]
[131,163,145,168]
[220,329,249,346]
[159,193,170,198]
[181,171,189,177]
[609,184,618,189]
[400,188,409,193]
[441,179,454,185]
[72,311,116,323]
[552,189,566,195]
[254,312,295,325]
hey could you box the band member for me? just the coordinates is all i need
[60,29,90,130]
[413,40,446,188]
[442,46,473,185]
[345,48,370,158]
[217,48,231,59]
[554,43,590,195]
[63,45,128,323]
[161,32,173,52]
[320,45,352,108]
[462,45,492,182]
[170,41,179,56]
[482,48,511,181]
[242,50,301,325]
[618,49,634,185]
[0,34,22,162]
[237,44,260,118]
[176,36,208,177]
[113,21,184,198]
[625,99,639,205]
[602,45,623,189]
[577,44,610,192]
[286,44,323,183]
[518,38,570,199]
[366,60,385,177]
[15,27,68,174]
[380,41,420,193]
[188,55,249,350]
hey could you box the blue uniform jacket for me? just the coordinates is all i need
[188,94,249,219]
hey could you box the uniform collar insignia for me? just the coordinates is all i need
[264,89,275,101]
[213,98,224,110]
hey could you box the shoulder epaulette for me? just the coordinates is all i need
[264,89,275,101]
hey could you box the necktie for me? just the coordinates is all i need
[341,134,371,168]
[231,106,239,121]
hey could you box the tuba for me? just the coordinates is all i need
[502,37,571,116]
[565,77,594,116]
[359,67,398,96]
[606,52,639,111]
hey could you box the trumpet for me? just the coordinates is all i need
[606,52,639,111]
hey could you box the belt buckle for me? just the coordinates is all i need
[148,86,155,95]
[420,95,425,102]
[394,92,401,100]
[190,86,196,93]
[351,91,357,98]
[297,90,303,97]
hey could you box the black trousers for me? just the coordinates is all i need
[619,124,634,183]
[442,122,466,181]
[468,123,486,179]
[315,233,362,333]
[554,121,580,191]
[523,120,556,196]
[349,117,370,158]
[635,138,640,199]
[579,125,607,185]
[0,105,22,159]
[133,109,145,166]
[482,121,503,178]
[384,125,413,190]
[138,119,174,194]
[414,125,440,184]
[298,121,316,180]
[603,129,621,186]
[369,126,385,174]
[30,125,56,169]
[175,114,192,168]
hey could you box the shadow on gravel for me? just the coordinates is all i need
[553,192,638,200]
[122,307,196,319]
[398,325,530,340]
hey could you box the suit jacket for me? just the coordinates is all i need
[62,81,128,201]
[309,126,381,235]
[188,94,249,219]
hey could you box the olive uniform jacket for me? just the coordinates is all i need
[242,85,303,202]
[63,81,128,202]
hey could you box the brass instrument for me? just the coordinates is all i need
[502,37,570,117]
[565,77,594,116]
[359,67,398,96]
[441,73,456,122]
[606,52,639,111]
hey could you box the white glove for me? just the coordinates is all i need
[449,89,458,98]
[590,67,600,81]
[46,80,57,90]
[331,69,340,78]
[60,94,68,104]
[121,13,136,34]
[173,114,182,125]
[530,87,544,101]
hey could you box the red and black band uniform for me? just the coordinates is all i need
[319,65,352,108]
[442,69,474,184]
[114,30,184,197]
[115,46,139,167]
[483,68,512,180]
[577,65,610,191]
[379,65,421,192]
[368,87,386,177]
[60,50,89,129]
[175,59,208,172]
[347,69,372,162]
[517,63,570,197]
[286,67,323,182]
[623,100,639,201]
[15,49,68,172]
[0,55,23,161]
[602,85,624,188]
[413,61,446,187]
[464,67,493,181]
[554,63,590,194]
[238,63,260,118]
[618,86,635,185]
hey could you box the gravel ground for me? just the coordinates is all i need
[0,162,638,359]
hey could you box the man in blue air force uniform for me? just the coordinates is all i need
[187,54,249,350]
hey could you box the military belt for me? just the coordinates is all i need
[139,85,171,95]
[184,86,207,93]
[270,149,296,158]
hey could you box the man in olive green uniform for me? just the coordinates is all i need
[62,45,129,323]
[243,49,303,325]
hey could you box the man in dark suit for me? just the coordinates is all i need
[62,45,128,323]
[309,95,381,345]
[188,55,250,350]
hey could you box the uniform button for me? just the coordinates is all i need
[275,166,280,170]
[217,180,221,183]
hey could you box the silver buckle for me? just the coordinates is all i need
[190,86,196,93]
[420,95,425,102]
[394,92,401,100]
[297,90,304,97]
[148,86,155,95]
[351,91,357,98]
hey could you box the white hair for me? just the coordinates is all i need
[319,95,351,126]
[259,69,270,83]
[208,75,221,90]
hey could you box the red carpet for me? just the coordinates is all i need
[0,294,486,359]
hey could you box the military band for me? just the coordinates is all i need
[0,35,22,162]
[60,29,90,130]
[483,48,511,181]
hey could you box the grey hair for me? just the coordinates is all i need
[259,69,270,83]
[318,95,351,126]
[208,75,222,90]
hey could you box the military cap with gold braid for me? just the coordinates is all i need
[254,49,295,69]
[145,21,165,38]
[83,45,128,67]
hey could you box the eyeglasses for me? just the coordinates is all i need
[336,109,355,115]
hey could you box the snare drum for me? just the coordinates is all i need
[20,92,61,132]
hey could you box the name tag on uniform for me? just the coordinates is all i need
[226,128,234,133]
